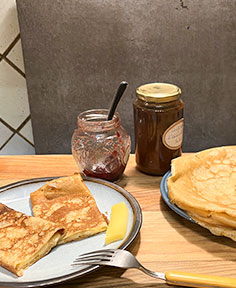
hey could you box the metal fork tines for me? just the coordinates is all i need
[73,249,236,288]
[72,249,166,280]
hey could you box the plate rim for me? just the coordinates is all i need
[0,176,142,287]
[160,170,195,223]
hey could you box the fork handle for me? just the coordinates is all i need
[165,270,236,288]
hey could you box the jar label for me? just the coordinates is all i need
[162,118,184,150]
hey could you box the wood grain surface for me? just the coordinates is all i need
[0,154,236,287]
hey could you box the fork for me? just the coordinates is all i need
[73,249,236,288]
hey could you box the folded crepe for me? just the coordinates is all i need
[30,173,108,244]
[167,146,236,241]
[0,203,65,276]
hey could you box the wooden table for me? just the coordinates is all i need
[0,154,236,288]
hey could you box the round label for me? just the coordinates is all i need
[162,118,184,150]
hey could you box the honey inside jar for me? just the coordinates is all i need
[133,83,184,175]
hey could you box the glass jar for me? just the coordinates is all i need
[133,83,184,175]
[71,109,131,182]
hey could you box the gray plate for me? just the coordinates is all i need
[160,170,195,223]
[0,176,142,287]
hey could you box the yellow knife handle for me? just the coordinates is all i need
[165,270,236,288]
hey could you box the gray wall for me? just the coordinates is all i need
[16,0,236,154]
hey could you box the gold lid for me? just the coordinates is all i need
[136,83,181,103]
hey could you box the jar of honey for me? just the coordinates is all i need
[72,109,131,182]
[133,83,184,175]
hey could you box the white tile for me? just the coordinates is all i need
[0,0,19,54]
[0,60,30,129]
[19,119,34,144]
[0,122,13,147]
[0,134,35,155]
[7,39,25,73]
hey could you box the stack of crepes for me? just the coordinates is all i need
[167,146,236,241]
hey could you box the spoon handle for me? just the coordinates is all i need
[107,81,128,121]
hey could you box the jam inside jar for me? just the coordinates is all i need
[72,109,131,182]
[133,83,184,175]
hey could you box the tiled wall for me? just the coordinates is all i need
[0,0,35,155]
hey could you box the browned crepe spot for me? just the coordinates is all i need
[30,173,108,244]
[0,203,64,276]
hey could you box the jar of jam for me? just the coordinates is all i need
[71,109,131,182]
[133,83,184,175]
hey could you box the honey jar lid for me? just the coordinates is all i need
[136,83,182,103]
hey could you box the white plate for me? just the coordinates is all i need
[0,176,142,287]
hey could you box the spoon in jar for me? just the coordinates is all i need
[107,81,128,121]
